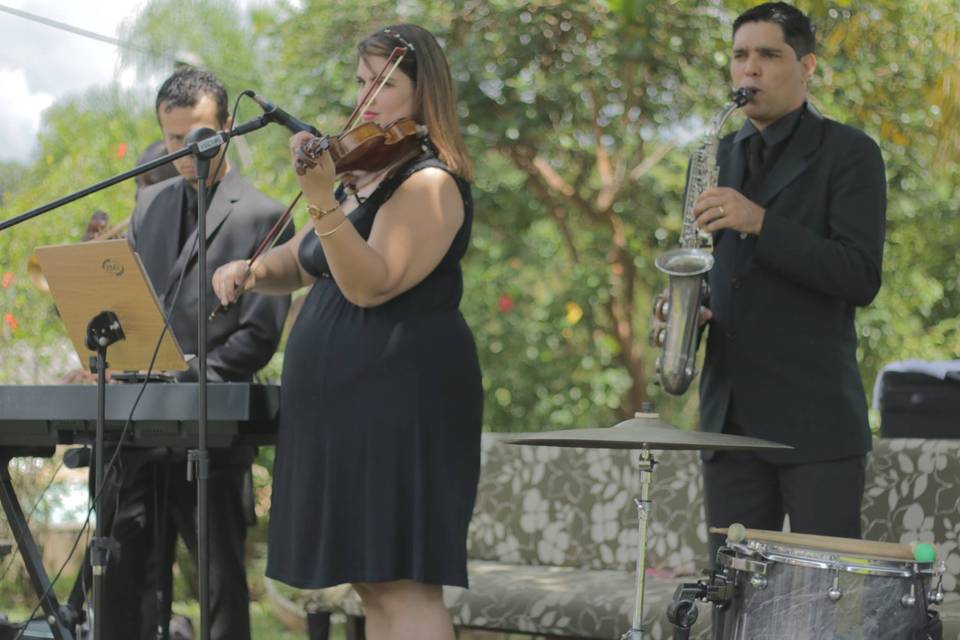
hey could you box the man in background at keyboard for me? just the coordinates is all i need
[102,66,292,640]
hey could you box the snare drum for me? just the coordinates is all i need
[712,529,942,640]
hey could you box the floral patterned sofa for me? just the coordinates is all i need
[304,435,960,639]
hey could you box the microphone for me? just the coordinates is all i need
[248,93,321,136]
[184,127,224,159]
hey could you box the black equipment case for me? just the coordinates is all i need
[879,371,960,438]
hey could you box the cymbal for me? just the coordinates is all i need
[506,412,792,452]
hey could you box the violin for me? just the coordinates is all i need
[294,117,425,183]
[210,44,422,319]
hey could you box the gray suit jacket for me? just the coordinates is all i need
[128,169,292,382]
[700,105,886,463]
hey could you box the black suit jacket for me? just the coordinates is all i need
[700,105,886,463]
[128,169,292,382]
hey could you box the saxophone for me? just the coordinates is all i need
[651,88,755,395]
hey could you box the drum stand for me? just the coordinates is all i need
[622,447,655,640]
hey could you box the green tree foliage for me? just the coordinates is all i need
[2,0,957,614]
[1,0,958,435]
[116,0,300,205]
[1,0,958,607]
[117,0,261,89]
[804,0,960,384]
[258,0,738,429]
[260,0,960,430]
[0,88,158,381]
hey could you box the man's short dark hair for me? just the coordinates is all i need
[155,67,229,127]
[734,2,816,59]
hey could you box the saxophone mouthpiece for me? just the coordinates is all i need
[731,87,757,105]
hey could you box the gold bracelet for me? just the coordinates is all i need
[307,202,340,220]
[315,219,348,238]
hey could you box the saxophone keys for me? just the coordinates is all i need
[653,295,670,321]
[649,327,667,348]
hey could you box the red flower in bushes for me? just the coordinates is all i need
[497,295,514,313]
[4,313,17,331]
[116,142,128,159]
[2,272,12,289]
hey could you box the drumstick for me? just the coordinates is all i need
[710,526,918,561]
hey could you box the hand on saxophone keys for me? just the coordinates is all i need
[693,187,766,235]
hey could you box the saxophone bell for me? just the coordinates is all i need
[653,248,714,395]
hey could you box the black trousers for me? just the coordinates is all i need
[89,451,252,640]
[702,449,866,566]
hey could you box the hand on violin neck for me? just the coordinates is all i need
[290,132,336,205]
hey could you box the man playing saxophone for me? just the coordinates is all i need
[690,2,886,561]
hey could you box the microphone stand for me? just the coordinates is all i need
[86,312,125,640]
[0,116,272,640]
[182,126,217,640]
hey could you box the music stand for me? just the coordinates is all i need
[34,239,188,640]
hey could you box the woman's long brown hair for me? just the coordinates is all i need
[358,23,474,182]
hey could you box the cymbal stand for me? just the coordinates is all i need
[622,446,656,640]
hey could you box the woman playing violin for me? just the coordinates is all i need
[212,23,481,640]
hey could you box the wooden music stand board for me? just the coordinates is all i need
[34,238,190,372]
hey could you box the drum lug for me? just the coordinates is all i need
[928,565,945,605]
[749,575,768,590]
[901,585,917,608]
[827,573,842,602]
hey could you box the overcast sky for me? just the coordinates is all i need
[0,0,280,164]
[0,1,150,163]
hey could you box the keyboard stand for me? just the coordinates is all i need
[0,447,77,640]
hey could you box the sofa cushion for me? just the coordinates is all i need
[450,561,713,639]
[300,436,960,639]
[468,435,710,574]
[863,438,960,597]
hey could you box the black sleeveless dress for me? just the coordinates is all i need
[266,155,483,589]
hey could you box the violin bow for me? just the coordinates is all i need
[209,192,302,319]
[210,46,409,319]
